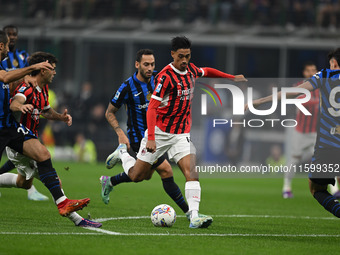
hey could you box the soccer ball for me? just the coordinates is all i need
[150,204,176,227]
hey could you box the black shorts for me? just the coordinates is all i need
[309,148,340,186]
[0,125,25,159]
[130,142,166,169]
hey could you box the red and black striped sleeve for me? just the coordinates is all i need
[152,74,171,101]
[188,63,204,78]
[12,83,33,103]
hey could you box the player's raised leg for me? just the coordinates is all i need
[22,138,90,216]
[101,143,151,204]
[112,143,153,182]
[103,145,190,214]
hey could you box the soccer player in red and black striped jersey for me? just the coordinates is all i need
[282,62,319,198]
[12,83,50,137]
[0,51,100,228]
[108,36,247,228]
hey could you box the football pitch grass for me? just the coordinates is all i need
[1,161,340,255]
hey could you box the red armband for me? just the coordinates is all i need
[201,67,235,79]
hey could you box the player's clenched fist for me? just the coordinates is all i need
[146,140,156,153]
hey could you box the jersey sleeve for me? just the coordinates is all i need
[151,74,171,101]
[307,69,324,90]
[201,67,235,79]
[110,82,128,109]
[12,83,33,102]
[188,63,204,78]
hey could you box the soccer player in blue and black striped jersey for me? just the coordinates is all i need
[100,49,189,215]
[1,25,28,71]
[250,48,340,218]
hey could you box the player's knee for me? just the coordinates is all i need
[24,140,51,162]
[156,162,173,179]
[157,170,172,179]
[35,149,51,162]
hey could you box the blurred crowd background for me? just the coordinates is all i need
[2,0,340,30]
[0,0,338,165]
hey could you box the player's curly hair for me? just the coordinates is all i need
[328,48,340,66]
[28,51,58,76]
[171,36,191,51]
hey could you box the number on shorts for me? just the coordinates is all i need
[17,126,29,135]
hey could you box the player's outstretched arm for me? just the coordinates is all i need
[245,81,314,111]
[41,108,72,126]
[105,103,130,150]
[201,67,248,82]
[0,61,53,84]
[10,95,33,114]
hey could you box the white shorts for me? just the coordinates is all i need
[6,147,39,181]
[137,126,196,164]
[291,129,317,157]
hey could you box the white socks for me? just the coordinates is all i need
[0,173,17,187]
[119,148,136,175]
[185,181,201,220]
[68,212,83,225]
